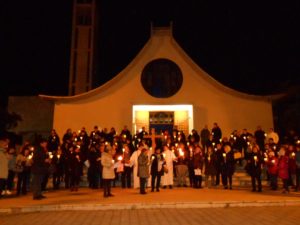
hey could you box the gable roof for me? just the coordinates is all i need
[40,26,283,103]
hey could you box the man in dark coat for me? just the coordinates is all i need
[31,138,50,200]
[150,147,165,192]
[212,123,222,144]
[246,145,263,192]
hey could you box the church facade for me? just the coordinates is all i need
[41,27,274,138]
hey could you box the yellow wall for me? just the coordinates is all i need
[53,31,273,138]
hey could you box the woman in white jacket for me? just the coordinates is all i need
[101,145,115,197]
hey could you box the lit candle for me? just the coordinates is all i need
[264,157,268,162]
[243,136,246,140]
[208,156,211,161]
[219,139,222,143]
[264,133,267,137]
[230,134,233,138]
[222,153,226,158]
[117,156,123,161]
[273,146,276,150]
[292,152,296,157]
[163,153,166,158]
[247,142,250,146]
[254,156,257,161]
[122,148,125,153]
[151,156,155,160]
[78,130,81,133]
[272,159,275,164]
[187,142,190,146]
[57,154,61,159]
[175,143,178,147]
[112,159,115,164]
[28,155,33,160]
[234,137,236,140]
[105,142,108,146]
[212,142,215,146]
[30,147,34,151]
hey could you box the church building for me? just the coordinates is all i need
[40,25,274,138]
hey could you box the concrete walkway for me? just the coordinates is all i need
[1,186,300,214]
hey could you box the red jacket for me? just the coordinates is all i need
[267,156,278,175]
[278,155,289,179]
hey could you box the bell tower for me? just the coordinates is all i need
[68,0,97,95]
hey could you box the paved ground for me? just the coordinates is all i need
[0,186,300,213]
[1,206,300,225]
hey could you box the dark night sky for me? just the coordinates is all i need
[1,0,300,102]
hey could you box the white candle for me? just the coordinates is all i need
[117,156,123,161]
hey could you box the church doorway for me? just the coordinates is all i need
[149,111,174,135]
[132,105,193,136]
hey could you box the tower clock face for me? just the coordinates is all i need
[141,58,183,98]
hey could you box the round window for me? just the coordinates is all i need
[141,58,183,98]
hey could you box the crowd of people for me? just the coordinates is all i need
[0,123,300,200]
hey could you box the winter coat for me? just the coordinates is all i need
[221,150,235,176]
[101,151,115,179]
[150,153,165,176]
[0,148,8,179]
[31,146,48,175]
[278,155,289,179]
[138,152,149,178]
[193,152,204,170]
[204,152,217,176]
[246,152,263,176]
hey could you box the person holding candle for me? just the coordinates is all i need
[101,144,115,197]
[51,148,63,190]
[211,123,222,144]
[69,145,82,192]
[121,144,132,188]
[193,146,204,188]
[215,143,224,186]
[87,145,101,189]
[247,145,263,192]
[161,144,177,189]
[31,138,50,200]
[16,147,33,196]
[266,151,279,190]
[150,147,165,192]
[204,146,217,188]
[278,147,290,193]
[221,145,235,190]
[138,148,149,194]
[47,129,60,152]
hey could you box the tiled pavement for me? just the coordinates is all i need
[1,206,300,225]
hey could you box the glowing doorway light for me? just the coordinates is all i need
[132,105,193,134]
